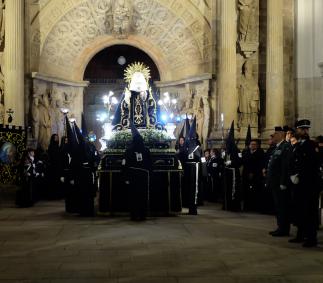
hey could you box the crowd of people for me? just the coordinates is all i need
[176,119,323,247]
[14,116,323,246]
[16,118,100,217]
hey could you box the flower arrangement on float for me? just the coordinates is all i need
[103,128,172,150]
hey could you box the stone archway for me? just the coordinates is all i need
[31,0,212,83]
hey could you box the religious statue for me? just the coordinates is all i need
[112,62,157,130]
[49,85,64,139]
[238,60,260,128]
[238,0,255,42]
[112,0,132,38]
[195,83,210,145]
[0,0,5,46]
[31,95,40,141]
[0,63,4,124]
[38,93,52,150]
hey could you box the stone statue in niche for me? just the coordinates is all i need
[194,83,210,145]
[0,0,5,47]
[0,63,4,124]
[238,0,255,42]
[31,95,40,141]
[112,0,132,38]
[38,92,52,150]
[50,85,64,139]
[238,61,260,128]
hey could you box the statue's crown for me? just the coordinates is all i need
[124,62,151,84]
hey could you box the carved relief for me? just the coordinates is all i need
[237,0,259,58]
[31,79,85,149]
[112,0,133,38]
[38,91,52,150]
[0,0,5,48]
[37,0,209,77]
[194,82,210,145]
[238,61,260,128]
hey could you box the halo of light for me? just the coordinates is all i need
[111,97,118,105]
[117,56,126,65]
[161,113,168,122]
[102,95,109,104]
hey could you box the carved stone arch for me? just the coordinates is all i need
[69,35,169,82]
[32,0,212,82]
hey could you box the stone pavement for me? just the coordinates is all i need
[0,201,322,283]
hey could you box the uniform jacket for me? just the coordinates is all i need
[266,140,290,189]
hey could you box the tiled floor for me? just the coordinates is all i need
[0,200,322,283]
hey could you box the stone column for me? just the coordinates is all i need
[217,0,237,130]
[4,0,25,126]
[266,0,284,130]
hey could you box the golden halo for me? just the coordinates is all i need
[124,62,151,84]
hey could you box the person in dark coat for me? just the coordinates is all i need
[207,148,224,202]
[267,127,291,237]
[185,117,202,215]
[47,134,62,199]
[59,136,78,213]
[315,135,323,193]
[242,139,265,211]
[261,134,276,213]
[288,120,320,247]
[74,123,97,217]
[175,136,189,206]
[175,136,188,166]
[122,123,152,221]
[16,149,43,207]
[222,122,242,211]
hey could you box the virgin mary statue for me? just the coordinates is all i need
[112,62,157,130]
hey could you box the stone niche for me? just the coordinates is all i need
[30,73,88,150]
[156,74,212,147]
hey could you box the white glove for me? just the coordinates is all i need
[225,160,232,166]
[290,174,299,185]
[280,185,287,190]
[70,180,75,185]
[36,173,40,177]
[60,177,65,183]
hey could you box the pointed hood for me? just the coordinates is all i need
[188,116,197,140]
[65,115,78,150]
[130,120,144,150]
[81,113,88,138]
[74,122,85,145]
[225,120,238,155]
[184,115,190,140]
[245,124,251,147]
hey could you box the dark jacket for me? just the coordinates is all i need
[266,140,290,189]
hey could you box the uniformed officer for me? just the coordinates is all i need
[267,126,291,236]
[288,119,320,247]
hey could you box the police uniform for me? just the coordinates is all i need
[289,120,320,247]
[266,127,291,236]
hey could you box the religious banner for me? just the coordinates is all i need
[0,125,26,184]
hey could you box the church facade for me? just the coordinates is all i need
[0,0,322,150]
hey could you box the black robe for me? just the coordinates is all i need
[123,142,152,219]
